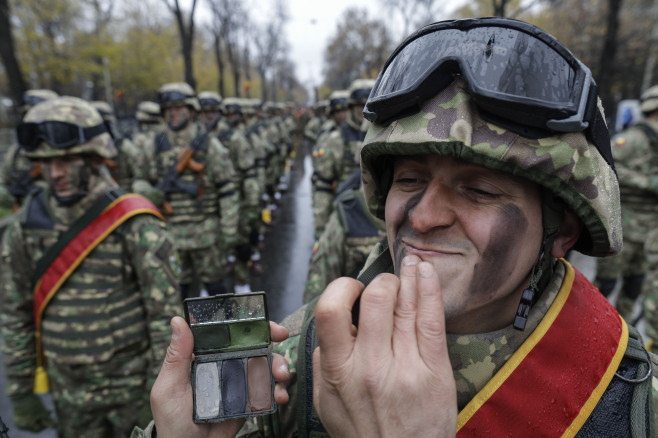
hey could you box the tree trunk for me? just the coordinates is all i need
[214,35,225,96]
[597,0,623,114]
[0,0,27,113]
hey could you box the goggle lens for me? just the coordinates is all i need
[365,18,591,132]
[17,121,106,151]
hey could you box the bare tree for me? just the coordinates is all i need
[83,0,115,101]
[323,8,393,90]
[0,0,27,110]
[207,0,248,97]
[380,0,442,37]
[161,0,198,89]
[251,0,288,101]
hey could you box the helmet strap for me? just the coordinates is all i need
[513,189,565,330]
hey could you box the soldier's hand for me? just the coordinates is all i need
[150,317,291,438]
[10,392,57,432]
[313,255,457,438]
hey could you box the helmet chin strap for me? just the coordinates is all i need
[53,159,95,206]
[513,189,565,331]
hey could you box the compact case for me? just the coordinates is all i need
[184,292,277,423]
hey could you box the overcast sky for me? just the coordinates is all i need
[253,0,463,92]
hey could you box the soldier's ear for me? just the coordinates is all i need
[550,208,583,258]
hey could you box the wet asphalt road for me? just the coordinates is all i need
[0,142,316,436]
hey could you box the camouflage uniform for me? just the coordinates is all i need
[132,101,164,192]
[595,88,658,321]
[312,81,373,239]
[1,96,182,437]
[0,89,57,214]
[303,170,386,304]
[91,100,143,192]
[138,83,240,297]
[644,227,658,352]
[200,92,260,292]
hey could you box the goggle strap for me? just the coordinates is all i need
[587,107,616,175]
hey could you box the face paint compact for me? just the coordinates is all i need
[184,292,277,423]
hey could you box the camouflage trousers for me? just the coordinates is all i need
[643,228,658,353]
[312,190,335,240]
[595,240,648,321]
[178,244,225,286]
[48,347,149,438]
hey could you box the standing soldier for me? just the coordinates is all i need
[304,169,386,303]
[138,82,239,299]
[304,100,328,146]
[0,89,57,215]
[132,101,164,191]
[1,96,182,436]
[595,85,658,322]
[91,100,142,192]
[198,91,260,293]
[312,80,374,238]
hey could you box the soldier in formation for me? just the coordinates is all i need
[303,168,386,304]
[311,79,374,238]
[134,82,239,299]
[595,85,658,324]
[0,89,57,215]
[303,100,328,146]
[1,96,182,436]
[139,17,658,438]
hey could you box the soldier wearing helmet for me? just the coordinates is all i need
[304,100,328,144]
[132,101,164,185]
[598,85,658,355]
[135,82,239,299]
[0,89,57,213]
[90,100,143,191]
[312,82,373,239]
[1,96,182,436]
[199,91,260,293]
[140,18,657,438]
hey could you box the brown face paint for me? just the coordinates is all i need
[469,204,529,297]
[247,356,273,412]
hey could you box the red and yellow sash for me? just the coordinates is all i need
[32,193,163,392]
[457,260,628,437]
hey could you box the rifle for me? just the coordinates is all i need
[157,134,207,215]
[9,163,41,212]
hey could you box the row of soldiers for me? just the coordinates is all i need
[0,85,298,435]
[302,78,387,303]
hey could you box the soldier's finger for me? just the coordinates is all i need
[151,316,194,404]
[315,277,362,371]
[357,272,399,359]
[270,321,289,343]
[415,261,450,369]
[393,255,421,352]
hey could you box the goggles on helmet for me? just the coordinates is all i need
[17,121,107,151]
[199,98,221,108]
[159,90,194,106]
[363,18,613,169]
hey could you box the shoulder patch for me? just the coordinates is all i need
[312,240,320,255]
[614,137,626,147]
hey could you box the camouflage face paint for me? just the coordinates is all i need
[469,204,529,297]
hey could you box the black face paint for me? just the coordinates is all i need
[469,204,529,297]
[392,189,425,274]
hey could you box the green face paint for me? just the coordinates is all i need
[185,292,276,423]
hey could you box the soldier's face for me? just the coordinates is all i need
[384,154,543,334]
[41,155,87,198]
[165,105,192,131]
[200,110,220,126]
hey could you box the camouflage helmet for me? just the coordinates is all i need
[158,82,200,112]
[20,89,59,116]
[221,97,243,114]
[361,78,621,257]
[136,101,161,123]
[640,85,658,114]
[313,100,329,112]
[198,91,223,111]
[90,100,116,123]
[328,90,349,113]
[21,96,116,159]
[348,79,376,106]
